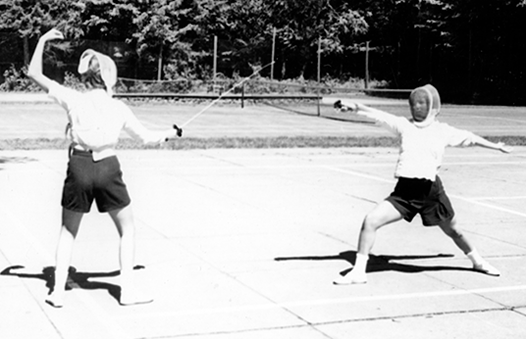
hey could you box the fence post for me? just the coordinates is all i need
[157,44,163,81]
[241,83,245,108]
[365,41,370,89]
[213,36,217,80]
[317,37,321,117]
[271,27,276,81]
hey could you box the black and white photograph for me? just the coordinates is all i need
[1,0,526,338]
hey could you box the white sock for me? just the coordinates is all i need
[353,253,369,274]
[467,249,484,266]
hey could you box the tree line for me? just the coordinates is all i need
[1,0,525,105]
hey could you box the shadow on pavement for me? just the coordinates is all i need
[275,251,480,276]
[1,264,146,302]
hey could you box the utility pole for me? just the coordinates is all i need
[271,27,276,80]
[317,37,321,116]
[365,41,370,89]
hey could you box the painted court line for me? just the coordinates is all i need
[119,284,526,320]
[321,166,394,184]
[451,196,526,219]
[441,160,526,166]
[128,150,526,170]
[473,196,526,201]
[468,115,526,124]
[321,165,526,219]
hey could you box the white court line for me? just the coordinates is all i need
[442,161,526,166]
[329,160,526,168]
[473,196,526,201]
[322,166,526,219]
[464,115,526,125]
[126,161,526,177]
[119,284,526,320]
[322,166,393,184]
[450,196,526,219]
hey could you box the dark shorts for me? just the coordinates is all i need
[61,149,131,213]
[385,176,454,226]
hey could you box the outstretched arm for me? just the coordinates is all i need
[332,99,403,133]
[471,135,512,153]
[27,28,64,92]
[334,99,396,119]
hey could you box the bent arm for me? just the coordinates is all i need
[27,29,64,92]
[123,109,179,144]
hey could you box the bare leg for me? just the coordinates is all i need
[46,208,83,308]
[109,206,153,305]
[334,201,403,285]
[356,201,404,256]
[109,206,135,283]
[437,217,472,254]
[438,217,500,276]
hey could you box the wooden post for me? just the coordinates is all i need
[157,44,163,81]
[365,41,370,89]
[241,83,245,108]
[213,36,218,80]
[317,37,321,116]
[271,27,276,80]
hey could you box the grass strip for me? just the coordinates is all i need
[0,135,525,151]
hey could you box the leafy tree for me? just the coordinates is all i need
[199,0,368,80]
[79,0,138,41]
[349,0,526,103]
[0,0,83,65]
[131,0,203,80]
[268,0,368,79]
[1,0,525,104]
[195,0,272,77]
[439,0,526,104]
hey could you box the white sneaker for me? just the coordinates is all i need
[473,261,501,277]
[333,270,367,285]
[119,287,153,306]
[45,292,64,308]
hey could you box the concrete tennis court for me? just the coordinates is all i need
[1,95,526,338]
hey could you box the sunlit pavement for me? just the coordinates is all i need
[1,147,526,339]
[1,95,526,338]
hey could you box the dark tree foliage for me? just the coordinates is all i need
[354,0,526,104]
[1,0,525,104]
[197,0,367,79]
[442,0,526,104]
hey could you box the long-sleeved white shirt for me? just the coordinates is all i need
[357,109,477,181]
[48,81,168,161]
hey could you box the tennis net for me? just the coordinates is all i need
[250,81,411,124]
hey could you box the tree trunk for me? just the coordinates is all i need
[157,44,163,80]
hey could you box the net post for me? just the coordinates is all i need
[271,27,276,81]
[213,36,218,79]
[317,37,321,117]
[241,82,245,108]
[365,41,370,89]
